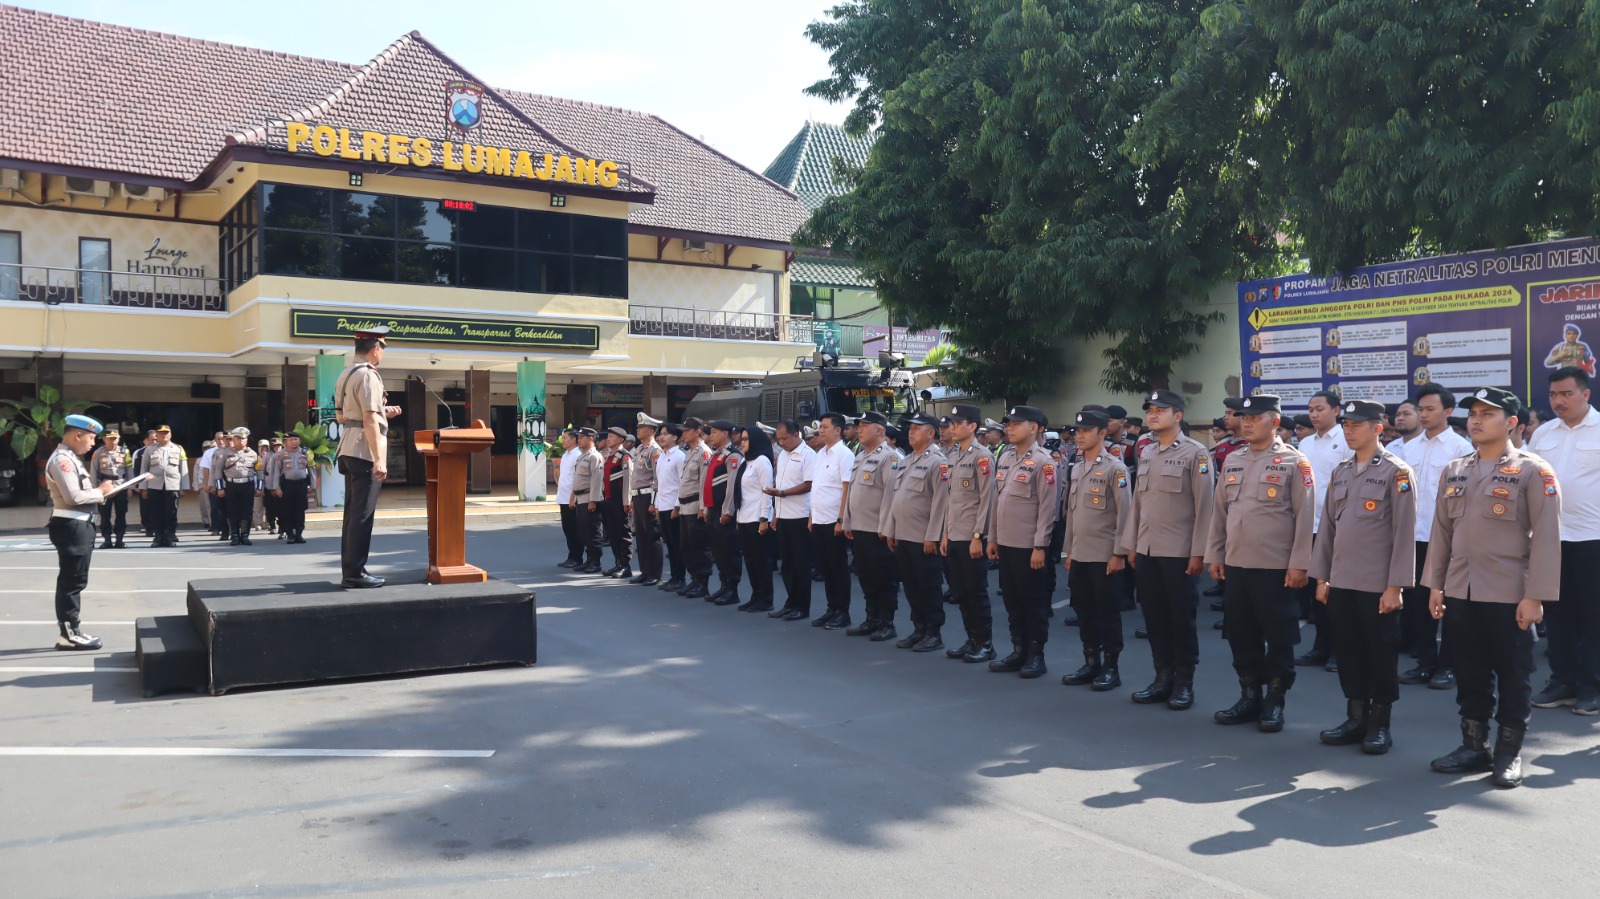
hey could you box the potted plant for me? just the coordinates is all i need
[0,385,105,504]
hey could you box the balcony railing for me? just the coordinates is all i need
[0,264,225,312]
[629,304,814,343]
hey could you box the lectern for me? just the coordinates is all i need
[414,420,495,584]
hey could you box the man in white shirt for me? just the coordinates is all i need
[1396,383,1473,688]
[554,429,583,568]
[764,419,818,621]
[1528,366,1600,715]
[1295,390,1354,668]
[195,434,222,532]
[651,423,687,591]
[808,412,856,629]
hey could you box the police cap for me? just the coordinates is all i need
[1222,397,1246,411]
[607,426,628,439]
[1105,405,1129,420]
[1460,386,1522,418]
[903,411,939,428]
[576,427,598,438]
[63,414,103,435]
[1238,394,1281,415]
[1002,405,1047,427]
[858,411,890,428]
[1143,389,1185,412]
[706,419,736,434]
[1338,399,1386,422]
[947,403,983,424]
[1075,409,1111,428]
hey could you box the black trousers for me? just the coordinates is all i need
[1446,597,1537,731]
[601,494,632,568]
[631,492,662,579]
[279,478,309,535]
[997,545,1050,647]
[1136,554,1199,672]
[1223,565,1301,687]
[811,523,852,615]
[1045,519,1066,597]
[138,489,151,531]
[776,517,812,613]
[710,514,741,589]
[946,542,993,642]
[658,509,684,581]
[339,458,382,578]
[679,511,712,583]
[738,522,774,606]
[894,538,945,633]
[224,483,255,539]
[1401,541,1452,670]
[1069,559,1124,654]
[48,516,94,627]
[850,531,897,622]
[574,501,603,565]
[262,489,278,529]
[149,488,179,542]
[211,492,230,538]
[1326,587,1401,703]
[98,489,127,542]
[559,504,583,562]
[1547,540,1600,697]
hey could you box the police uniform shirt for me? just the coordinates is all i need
[988,444,1059,550]
[882,445,948,543]
[1119,435,1214,559]
[139,442,188,490]
[1205,438,1316,570]
[334,361,385,462]
[1062,450,1130,563]
[841,443,895,533]
[678,441,713,514]
[90,443,132,483]
[267,448,312,489]
[630,440,662,497]
[220,446,259,484]
[945,442,995,541]
[47,445,102,514]
[604,446,632,500]
[1308,449,1417,593]
[571,447,605,503]
[1423,446,1562,603]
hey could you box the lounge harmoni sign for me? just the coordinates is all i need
[281,122,623,189]
[292,310,600,350]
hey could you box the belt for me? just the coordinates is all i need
[226,477,256,484]
[283,477,308,482]
[574,489,591,497]
[632,487,654,497]
[679,494,700,503]
[342,423,389,435]
[51,509,94,522]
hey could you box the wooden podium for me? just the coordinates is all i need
[414,421,495,584]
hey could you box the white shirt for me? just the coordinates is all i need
[1398,426,1474,541]
[1298,426,1353,533]
[1528,406,1600,541]
[773,442,818,519]
[808,440,855,525]
[655,445,685,512]
[196,447,217,484]
[555,448,578,505]
[732,455,774,524]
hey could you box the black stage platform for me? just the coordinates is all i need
[137,574,536,695]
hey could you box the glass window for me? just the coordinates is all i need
[572,216,627,257]
[396,198,456,243]
[333,192,396,238]
[0,230,18,302]
[459,246,516,290]
[517,210,569,252]
[331,236,394,282]
[456,205,516,248]
[262,184,331,231]
[78,237,110,304]
[573,257,627,298]
[518,253,571,294]
[264,232,332,277]
[397,242,455,285]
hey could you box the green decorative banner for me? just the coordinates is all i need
[292,310,599,350]
[517,360,548,500]
[313,354,347,431]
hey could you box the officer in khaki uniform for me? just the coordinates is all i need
[985,405,1059,678]
[840,411,899,641]
[335,325,397,588]
[137,424,188,547]
[217,427,260,546]
[941,404,996,663]
[1059,408,1133,692]
[599,426,634,579]
[1424,387,1561,788]
[1119,389,1214,710]
[90,429,133,548]
[629,413,666,586]
[1309,400,1417,755]
[267,432,316,544]
[1206,394,1315,733]
[675,419,715,597]
[882,411,949,652]
[569,428,606,574]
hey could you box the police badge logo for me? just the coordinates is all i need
[447,80,485,134]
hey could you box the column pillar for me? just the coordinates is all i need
[643,375,668,419]
[563,385,588,431]
[281,364,309,435]
[35,356,63,405]
[467,368,491,494]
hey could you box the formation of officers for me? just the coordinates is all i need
[556,380,1581,789]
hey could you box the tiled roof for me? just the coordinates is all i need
[791,254,872,289]
[762,121,876,212]
[0,4,804,243]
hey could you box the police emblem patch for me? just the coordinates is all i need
[1540,467,1558,496]
[1227,474,1239,484]
[447,80,485,133]
[1492,486,1511,498]
[962,478,972,488]
[978,457,991,476]
[940,464,951,482]
[1117,475,1127,488]
[1267,486,1279,498]
[1198,460,1209,475]
[1297,459,1314,486]
[1499,465,1521,475]
[1492,502,1507,516]
[1090,485,1102,494]
[1091,496,1102,505]
[1044,464,1056,486]
[1364,500,1377,511]
[1395,470,1411,492]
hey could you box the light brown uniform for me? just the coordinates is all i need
[1309,449,1417,593]
[334,361,386,463]
[1062,452,1130,564]
[1423,447,1561,603]
[1119,435,1214,560]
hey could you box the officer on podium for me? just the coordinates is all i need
[335,325,397,588]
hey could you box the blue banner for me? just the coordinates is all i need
[1240,238,1600,412]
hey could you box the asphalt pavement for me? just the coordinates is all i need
[1,522,1597,897]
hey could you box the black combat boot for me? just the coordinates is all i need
[964,639,997,664]
[946,636,977,660]
[1430,719,1492,774]
[1132,668,1173,704]
[1491,725,1525,788]
[1061,649,1100,686]
[989,636,1026,673]
[896,629,928,649]
[682,580,708,599]
[1019,643,1047,679]
[1362,703,1393,755]
[1319,699,1369,746]
[1167,668,1195,711]
[1091,652,1121,691]
[845,618,880,637]
[1214,678,1262,725]
[1258,678,1288,732]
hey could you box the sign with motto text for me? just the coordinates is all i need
[291,310,599,350]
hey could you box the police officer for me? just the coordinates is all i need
[569,428,606,573]
[268,432,316,544]
[257,438,278,534]
[941,404,997,663]
[138,424,187,547]
[1206,394,1316,733]
[883,411,949,652]
[1425,387,1561,788]
[1308,399,1417,754]
[986,405,1059,678]
[334,326,396,587]
[599,426,634,578]
[675,418,715,597]
[703,420,744,605]
[46,414,119,650]
[630,413,665,586]
[217,427,260,546]
[131,430,155,537]
[90,429,133,548]
[1060,409,1132,691]
[1119,389,1214,710]
[840,411,899,641]
[209,433,234,541]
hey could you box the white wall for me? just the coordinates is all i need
[0,205,218,274]
[628,260,775,315]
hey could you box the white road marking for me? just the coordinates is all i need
[3,567,264,571]
[0,589,184,594]
[0,666,139,673]
[0,620,135,626]
[0,746,495,758]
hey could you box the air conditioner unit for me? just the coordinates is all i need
[64,177,112,198]
[121,183,169,202]
[0,169,21,191]
[682,239,710,253]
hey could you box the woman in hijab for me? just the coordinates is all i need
[728,425,775,613]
